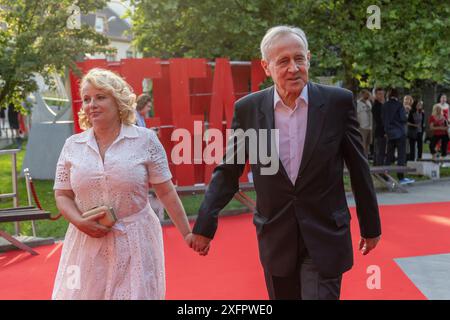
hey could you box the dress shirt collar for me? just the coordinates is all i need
[74,123,139,146]
[274,84,308,110]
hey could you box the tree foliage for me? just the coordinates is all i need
[0,0,112,109]
[131,0,450,91]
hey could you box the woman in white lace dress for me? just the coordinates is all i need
[52,68,201,299]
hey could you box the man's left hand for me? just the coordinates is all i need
[359,236,381,255]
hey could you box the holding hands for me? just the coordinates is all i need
[184,232,211,256]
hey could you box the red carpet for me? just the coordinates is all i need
[1,201,450,300]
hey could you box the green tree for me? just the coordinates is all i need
[130,0,450,92]
[0,0,112,109]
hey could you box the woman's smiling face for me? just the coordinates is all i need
[81,83,120,128]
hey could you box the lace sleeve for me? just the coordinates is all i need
[146,130,172,185]
[53,140,72,190]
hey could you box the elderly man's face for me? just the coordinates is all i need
[261,33,310,99]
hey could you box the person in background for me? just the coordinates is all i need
[403,95,414,113]
[403,95,414,158]
[7,103,20,138]
[0,106,6,136]
[429,104,449,160]
[434,93,449,120]
[135,94,151,128]
[407,100,425,161]
[382,88,414,184]
[135,93,165,221]
[416,101,426,159]
[356,89,373,158]
[403,95,414,161]
[371,88,386,165]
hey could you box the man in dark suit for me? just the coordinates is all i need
[382,88,410,184]
[190,26,381,300]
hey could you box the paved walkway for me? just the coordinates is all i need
[346,178,450,206]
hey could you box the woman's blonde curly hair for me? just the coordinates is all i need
[78,68,136,130]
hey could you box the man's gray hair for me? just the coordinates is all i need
[260,26,309,61]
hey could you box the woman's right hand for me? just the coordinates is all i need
[73,212,111,238]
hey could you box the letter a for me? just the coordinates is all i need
[366,265,381,289]
[367,5,381,30]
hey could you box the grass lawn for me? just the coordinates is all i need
[439,167,450,177]
[0,141,67,238]
[1,140,448,239]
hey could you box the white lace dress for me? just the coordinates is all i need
[52,124,172,300]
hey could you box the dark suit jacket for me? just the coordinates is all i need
[372,99,385,138]
[193,82,381,278]
[382,98,407,140]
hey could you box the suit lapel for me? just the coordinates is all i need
[258,86,292,185]
[296,82,326,183]
[258,86,275,130]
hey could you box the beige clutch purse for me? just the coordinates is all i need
[81,206,117,227]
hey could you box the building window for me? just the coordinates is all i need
[95,15,106,33]
[126,51,133,59]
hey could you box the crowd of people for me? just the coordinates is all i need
[356,89,449,184]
